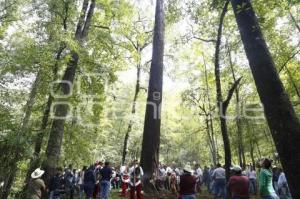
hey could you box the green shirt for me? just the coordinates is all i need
[259,168,276,197]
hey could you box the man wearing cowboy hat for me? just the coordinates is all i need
[27,168,46,199]
[179,164,197,199]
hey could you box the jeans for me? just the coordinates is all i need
[99,181,110,199]
[214,179,226,199]
[78,184,84,199]
[84,186,94,199]
[49,190,61,199]
[263,194,279,199]
[249,179,257,194]
[182,194,196,199]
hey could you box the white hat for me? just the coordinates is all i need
[183,165,193,173]
[232,165,242,172]
[31,168,45,179]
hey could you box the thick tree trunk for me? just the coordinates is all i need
[213,0,232,181]
[1,69,42,199]
[42,0,95,185]
[231,0,300,197]
[140,0,165,192]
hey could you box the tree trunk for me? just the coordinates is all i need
[205,118,217,165]
[231,0,300,197]
[122,62,141,165]
[203,59,218,166]
[1,69,42,199]
[213,0,232,181]
[23,44,65,186]
[228,46,245,168]
[42,0,96,185]
[140,0,165,192]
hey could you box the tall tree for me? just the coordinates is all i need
[203,58,218,165]
[140,0,165,191]
[231,0,300,197]
[121,21,152,165]
[213,0,241,181]
[24,43,66,186]
[42,0,96,183]
[227,43,246,168]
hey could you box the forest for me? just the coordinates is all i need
[0,0,300,199]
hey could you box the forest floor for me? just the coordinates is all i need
[109,190,261,199]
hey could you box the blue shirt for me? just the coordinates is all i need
[100,166,112,181]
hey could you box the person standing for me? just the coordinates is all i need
[203,166,209,192]
[277,169,293,199]
[212,163,226,199]
[179,164,196,199]
[93,161,103,199]
[27,168,46,199]
[49,167,64,199]
[228,166,250,199]
[99,161,112,199]
[129,160,143,199]
[64,164,75,199]
[273,166,280,195]
[209,165,215,193]
[84,165,96,199]
[78,166,87,199]
[194,164,203,193]
[259,158,279,199]
[247,166,257,195]
[120,167,130,197]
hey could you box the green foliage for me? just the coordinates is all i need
[0,0,300,197]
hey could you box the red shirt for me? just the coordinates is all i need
[228,175,250,198]
[179,174,196,195]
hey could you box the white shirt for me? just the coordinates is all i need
[166,167,173,173]
[120,166,127,174]
[196,168,203,177]
[212,167,226,180]
[248,170,256,179]
[278,172,288,188]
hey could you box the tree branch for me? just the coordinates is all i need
[223,77,242,112]
[93,25,110,30]
[81,0,96,38]
[289,10,300,34]
[193,36,217,43]
[278,49,300,73]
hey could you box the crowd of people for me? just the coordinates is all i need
[26,158,293,199]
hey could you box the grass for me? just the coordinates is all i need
[109,189,262,199]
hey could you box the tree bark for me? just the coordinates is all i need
[122,62,141,165]
[24,44,65,186]
[203,60,217,165]
[231,0,300,197]
[42,0,96,185]
[213,0,232,181]
[140,0,165,192]
[228,46,245,168]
